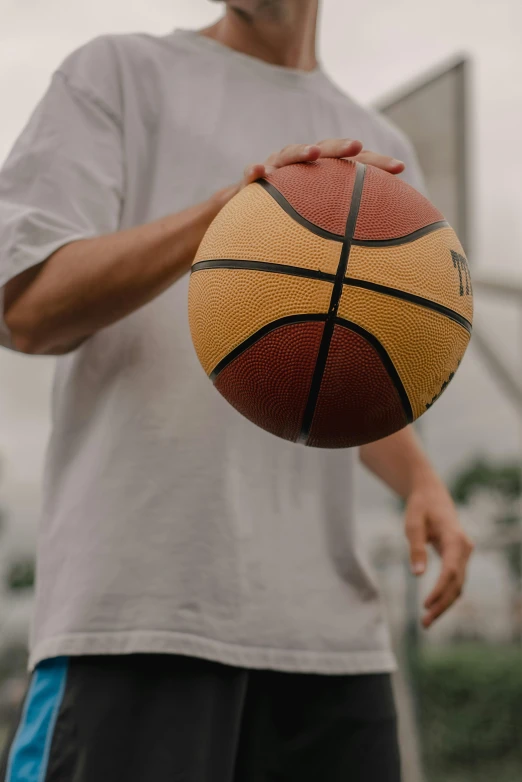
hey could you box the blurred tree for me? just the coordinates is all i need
[452,458,521,507]
[5,559,35,593]
[0,643,28,682]
[0,453,36,594]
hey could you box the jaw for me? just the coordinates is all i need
[226,0,288,23]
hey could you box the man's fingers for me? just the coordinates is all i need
[422,531,473,627]
[424,555,460,609]
[265,144,321,168]
[263,139,400,173]
[242,163,266,187]
[423,582,462,628]
[315,138,363,159]
[405,501,428,576]
[425,531,472,608]
[352,150,405,174]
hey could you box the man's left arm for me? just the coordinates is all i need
[360,426,474,628]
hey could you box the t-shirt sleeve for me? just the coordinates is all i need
[0,37,124,349]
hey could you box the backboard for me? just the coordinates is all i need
[377,58,470,256]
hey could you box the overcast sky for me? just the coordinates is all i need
[0,0,521,555]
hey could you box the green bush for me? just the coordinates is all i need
[416,644,522,781]
[6,558,35,592]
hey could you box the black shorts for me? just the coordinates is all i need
[0,654,401,782]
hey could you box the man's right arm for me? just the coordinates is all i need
[4,138,405,357]
[3,189,233,355]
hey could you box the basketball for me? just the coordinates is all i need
[188,159,473,448]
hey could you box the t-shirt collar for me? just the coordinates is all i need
[170,28,326,90]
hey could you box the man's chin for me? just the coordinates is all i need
[221,0,286,22]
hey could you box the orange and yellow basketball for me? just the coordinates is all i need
[188,159,473,448]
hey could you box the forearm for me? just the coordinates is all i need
[360,426,442,499]
[4,193,227,355]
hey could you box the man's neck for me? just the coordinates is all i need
[201,3,319,71]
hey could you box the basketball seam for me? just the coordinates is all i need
[256,180,448,247]
[192,260,473,334]
[298,162,367,445]
[191,259,336,284]
[351,221,450,247]
[343,279,472,334]
[209,314,328,381]
[257,180,345,242]
[334,317,414,423]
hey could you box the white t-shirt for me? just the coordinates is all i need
[0,30,424,673]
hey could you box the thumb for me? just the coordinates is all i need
[241,163,266,189]
[405,499,428,576]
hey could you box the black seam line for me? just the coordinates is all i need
[257,180,344,242]
[351,221,450,247]
[209,314,328,382]
[343,278,472,335]
[191,259,336,284]
[334,318,414,423]
[298,162,367,445]
[258,179,449,248]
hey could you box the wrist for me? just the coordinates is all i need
[183,186,239,263]
[408,462,445,495]
[167,197,226,269]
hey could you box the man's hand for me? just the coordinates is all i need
[405,478,474,628]
[360,427,474,629]
[213,138,405,208]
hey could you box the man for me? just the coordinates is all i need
[0,1,473,780]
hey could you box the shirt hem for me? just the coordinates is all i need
[29,630,397,675]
